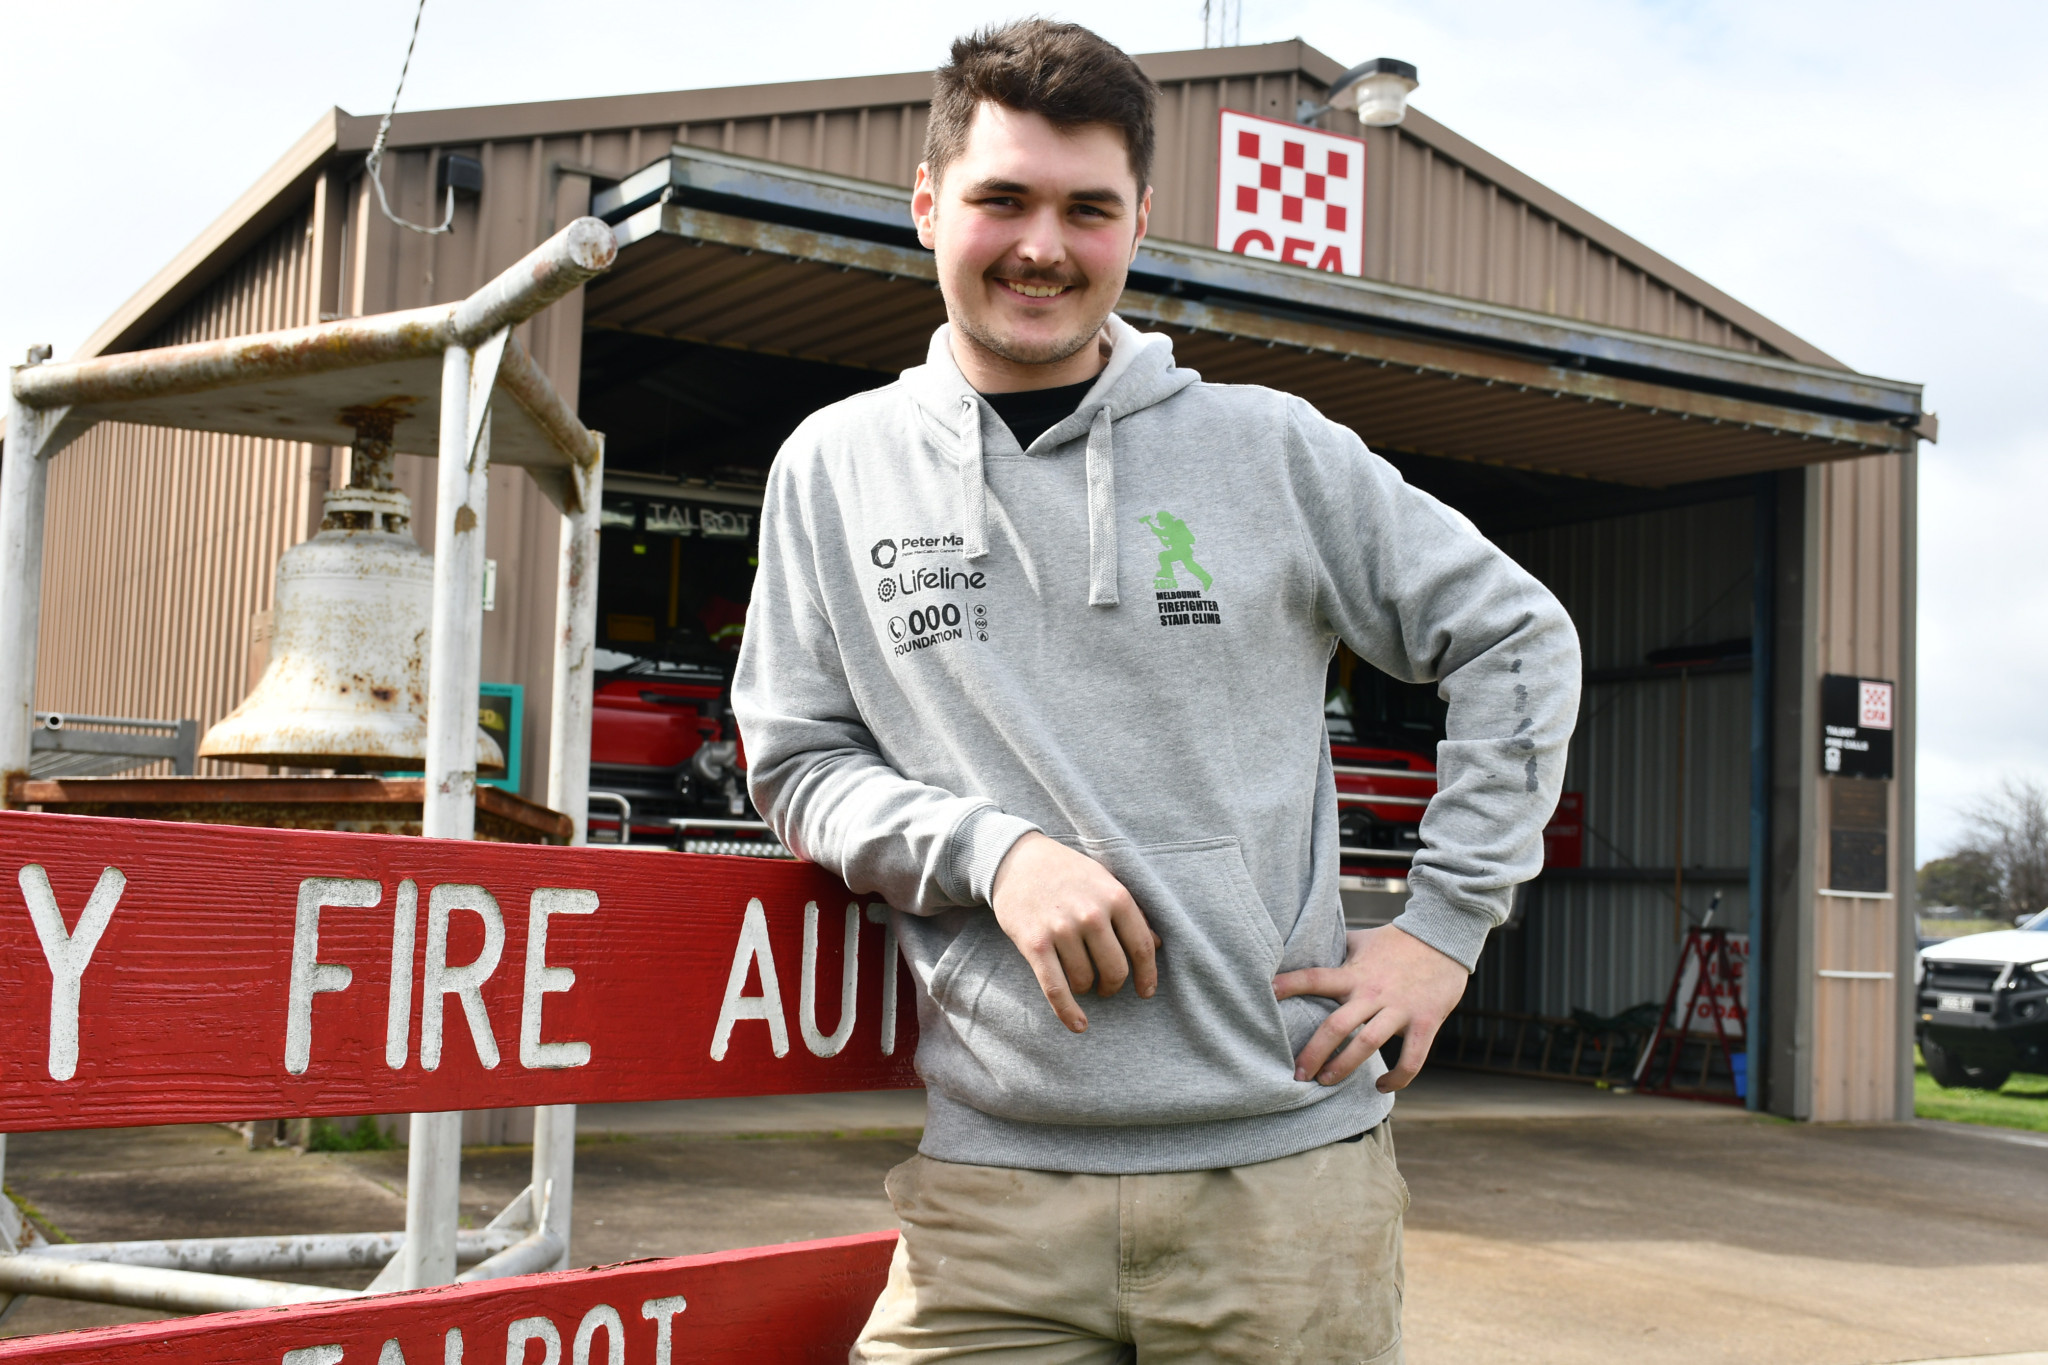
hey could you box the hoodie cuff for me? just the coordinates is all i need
[944,806,1042,908]
[1388,885,1498,972]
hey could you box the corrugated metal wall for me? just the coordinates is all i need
[1468,497,1757,1018]
[1808,454,1907,1121]
[36,206,322,769]
[1363,125,1759,349]
[1149,88,1771,353]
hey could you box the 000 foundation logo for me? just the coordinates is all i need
[887,603,970,655]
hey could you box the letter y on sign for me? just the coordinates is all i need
[19,864,124,1082]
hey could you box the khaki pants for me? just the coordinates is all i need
[853,1124,1408,1364]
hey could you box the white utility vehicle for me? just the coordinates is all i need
[1916,909,2048,1089]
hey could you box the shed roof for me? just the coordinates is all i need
[584,145,1916,486]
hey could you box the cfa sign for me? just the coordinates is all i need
[1820,673,1895,779]
[1214,109,1366,276]
[0,811,917,1132]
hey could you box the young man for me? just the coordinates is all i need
[733,21,1579,1363]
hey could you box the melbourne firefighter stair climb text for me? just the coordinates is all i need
[1144,510,1222,626]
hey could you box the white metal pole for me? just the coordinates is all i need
[0,379,55,804]
[530,1105,576,1273]
[400,341,494,1290]
[423,342,490,844]
[0,1256,358,1314]
[546,444,602,847]
[527,440,602,1275]
[394,1117,456,1293]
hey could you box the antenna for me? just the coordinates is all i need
[1201,0,1242,49]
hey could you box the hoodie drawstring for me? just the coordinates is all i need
[960,395,989,561]
[1084,407,1118,606]
[959,393,1119,606]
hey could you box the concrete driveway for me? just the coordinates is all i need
[3,1070,2043,1363]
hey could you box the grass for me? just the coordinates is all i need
[307,1116,399,1152]
[1914,1049,2048,1133]
[3,1184,73,1244]
[1918,917,2017,940]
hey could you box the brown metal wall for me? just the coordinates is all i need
[1360,123,1757,350]
[36,205,323,772]
[1806,453,1908,1122]
[1149,89,1771,354]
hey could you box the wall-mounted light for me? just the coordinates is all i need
[1297,57,1420,127]
[436,153,485,201]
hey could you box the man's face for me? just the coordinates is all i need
[913,103,1150,379]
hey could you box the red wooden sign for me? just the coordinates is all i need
[0,811,919,1131]
[0,1231,896,1363]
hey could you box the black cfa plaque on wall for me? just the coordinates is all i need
[1821,674,1895,780]
[1829,778,1890,893]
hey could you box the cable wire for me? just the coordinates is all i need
[365,0,454,235]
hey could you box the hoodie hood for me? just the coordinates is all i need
[900,314,1199,607]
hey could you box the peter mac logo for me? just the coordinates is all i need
[871,539,898,569]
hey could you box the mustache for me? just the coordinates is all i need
[989,262,1086,288]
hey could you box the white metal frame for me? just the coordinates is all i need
[0,218,616,1315]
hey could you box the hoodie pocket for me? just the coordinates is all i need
[920,836,1318,1126]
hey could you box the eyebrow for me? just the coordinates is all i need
[961,177,1128,208]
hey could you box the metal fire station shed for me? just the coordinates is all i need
[16,41,1928,1123]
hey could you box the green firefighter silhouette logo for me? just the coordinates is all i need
[1141,510,1212,591]
[1141,510,1222,626]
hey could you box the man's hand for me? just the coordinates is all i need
[990,832,1162,1034]
[1273,924,1468,1091]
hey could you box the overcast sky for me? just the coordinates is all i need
[2,0,2039,860]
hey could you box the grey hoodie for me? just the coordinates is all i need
[733,315,1579,1174]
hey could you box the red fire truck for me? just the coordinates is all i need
[583,484,771,850]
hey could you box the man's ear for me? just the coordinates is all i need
[912,162,939,250]
[1129,184,1153,261]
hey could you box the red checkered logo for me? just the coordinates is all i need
[1215,110,1365,275]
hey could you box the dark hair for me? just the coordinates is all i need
[924,19,1159,192]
